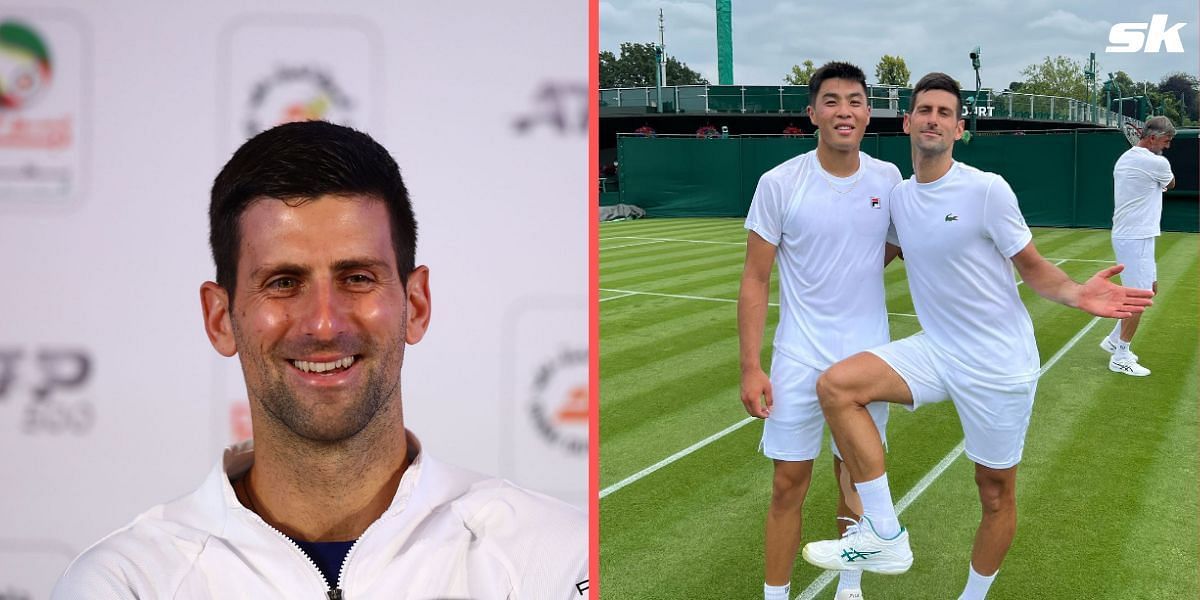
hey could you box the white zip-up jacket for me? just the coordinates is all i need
[52,435,588,599]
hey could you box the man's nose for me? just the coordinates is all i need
[298,281,348,340]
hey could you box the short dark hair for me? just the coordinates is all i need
[912,72,962,115]
[209,121,416,299]
[808,61,868,106]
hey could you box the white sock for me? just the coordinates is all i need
[764,582,790,600]
[958,563,997,600]
[854,473,901,538]
[836,568,862,592]
[1108,321,1122,343]
[1115,340,1133,359]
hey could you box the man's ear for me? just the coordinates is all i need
[200,281,237,357]
[403,266,431,345]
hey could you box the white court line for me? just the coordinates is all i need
[1046,257,1111,264]
[602,240,670,250]
[796,315,1105,600]
[600,417,757,498]
[599,291,637,303]
[600,287,759,305]
[598,287,919,318]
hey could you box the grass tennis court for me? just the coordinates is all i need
[599,218,1198,599]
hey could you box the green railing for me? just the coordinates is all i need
[601,85,1145,128]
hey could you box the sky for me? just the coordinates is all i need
[599,0,1198,93]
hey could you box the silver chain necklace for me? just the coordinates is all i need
[818,167,863,195]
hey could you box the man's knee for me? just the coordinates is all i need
[975,469,1017,515]
[771,463,813,507]
[816,365,864,411]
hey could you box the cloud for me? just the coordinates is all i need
[1027,9,1110,36]
[600,1,1196,91]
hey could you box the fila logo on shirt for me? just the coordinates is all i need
[869,196,880,209]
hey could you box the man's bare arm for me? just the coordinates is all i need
[1010,242,1154,318]
[738,232,777,418]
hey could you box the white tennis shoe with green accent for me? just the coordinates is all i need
[801,516,912,575]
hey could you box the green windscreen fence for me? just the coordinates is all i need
[611,131,1197,232]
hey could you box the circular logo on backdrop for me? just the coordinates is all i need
[0,21,52,110]
[528,347,588,455]
[244,65,354,137]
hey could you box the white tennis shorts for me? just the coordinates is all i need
[760,353,889,462]
[1112,237,1156,291]
[868,334,1037,470]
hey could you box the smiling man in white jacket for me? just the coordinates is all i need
[52,121,587,600]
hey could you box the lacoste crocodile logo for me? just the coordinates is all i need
[945,213,958,222]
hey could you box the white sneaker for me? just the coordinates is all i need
[1100,338,1138,362]
[834,589,864,600]
[1109,355,1150,377]
[801,516,913,575]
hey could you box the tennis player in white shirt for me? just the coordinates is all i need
[800,72,1154,600]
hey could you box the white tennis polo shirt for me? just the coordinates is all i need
[1112,146,1174,239]
[745,150,902,370]
[890,161,1039,382]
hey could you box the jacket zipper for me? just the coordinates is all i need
[247,512,340,598]
[332,513,385,599]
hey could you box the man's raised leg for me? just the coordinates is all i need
[801,352,915,574]
[819,353,913,537]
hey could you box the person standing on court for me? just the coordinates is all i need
[800,72,1154,600]
[739,61,903,600]
[52,121,587,599]
[1102,115,1175,376]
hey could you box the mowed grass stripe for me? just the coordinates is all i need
[600,217,745,241]
[601,250,743,284]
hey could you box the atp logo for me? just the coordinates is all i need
[1107,15,1187,53]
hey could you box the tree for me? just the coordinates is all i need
[1158,72,1199,122]
[598,42,708,88]
[1014,56,1089,101]
[875,55,910,87]
[783,60,816,86]
[1108,70,1137,98]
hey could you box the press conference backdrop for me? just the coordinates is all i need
[0,2,587,596]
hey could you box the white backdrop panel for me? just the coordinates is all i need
[0,2,587,596]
